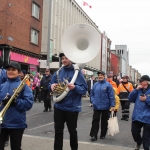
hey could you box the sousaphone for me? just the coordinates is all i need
[53,23,101,102]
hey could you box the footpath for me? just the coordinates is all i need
[5,134,137,150]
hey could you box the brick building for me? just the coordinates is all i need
[0,0,43,73]
[111,52,120,75]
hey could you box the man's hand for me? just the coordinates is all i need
[110,107,115,111]
[140,95,146,101]
[51,84,58,91]
[67,83,75,90]
[136,85,143,90]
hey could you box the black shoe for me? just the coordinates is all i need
[43,109,48,112]
[90,136,97,141]
[125,118,129,121]
[121,117,125,120]
[49,109,52,112]
[100,136,105,139]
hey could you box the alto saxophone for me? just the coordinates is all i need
[0,74,29,124]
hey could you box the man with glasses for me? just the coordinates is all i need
[40,69,52,112]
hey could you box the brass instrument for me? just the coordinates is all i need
[0,74,29,124]
[50,78,68,96]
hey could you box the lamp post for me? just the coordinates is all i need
[47,0,52,69]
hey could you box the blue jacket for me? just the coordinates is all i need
[0,77,34,128]
[0,68,7,84]
[49,65,88,112]
[128,89,150,124]
[91,79,115,110]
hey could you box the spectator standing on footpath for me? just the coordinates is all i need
[33,72,40,102]
[90,71,115,141]
[113,75,120,87]
[40,68,52,112]
[87,75,97,107]
[129,75,150,150]
[118,75,134,121]
[49,53,88,150]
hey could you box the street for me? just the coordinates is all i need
[24,97,136,149]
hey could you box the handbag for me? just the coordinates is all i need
[108,111,119,136]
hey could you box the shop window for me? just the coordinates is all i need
[32,3,40,19]
[31,29,39,45]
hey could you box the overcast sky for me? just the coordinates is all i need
[75,0,150,76]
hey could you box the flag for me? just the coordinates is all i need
[83,1,92,8]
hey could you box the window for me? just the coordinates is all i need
[31,29,39,44]
[32,3,40,19]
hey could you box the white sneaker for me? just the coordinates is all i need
[89,104,93,107]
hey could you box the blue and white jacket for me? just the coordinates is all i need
[0,77,34,128]
[91,79,115,110]
[49,65,88,112]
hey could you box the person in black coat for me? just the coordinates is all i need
[40,69,52,112]
[113,75,120,87]
[87,75,97,107]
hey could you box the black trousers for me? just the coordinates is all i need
[0,128,24,150]
[54,107,79,150]
[120,100,130,118]
[34,87,40,102]
[88,90,92,104]
[90,109,109,138]
[132,121,150,150]
[43,90,51,110]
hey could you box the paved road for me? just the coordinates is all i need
[21,97,138,149]
[5,97,143,149]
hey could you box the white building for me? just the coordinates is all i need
[41,0,101,75]
[113,45,129,77]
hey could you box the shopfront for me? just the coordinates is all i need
[10,52,39,75]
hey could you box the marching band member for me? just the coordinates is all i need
[0,62,34,150]
[49,53,88,150]
[129,75,150,150]
[90,71,115,141]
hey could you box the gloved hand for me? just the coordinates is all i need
[2,94,16,106]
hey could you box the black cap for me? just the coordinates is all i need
[5,62,21,72]
[139,75,150,82]
[59,53,65,57]
[0,57,4,67]
[97,71,105,76]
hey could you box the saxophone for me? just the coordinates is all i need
[0,74,29,124]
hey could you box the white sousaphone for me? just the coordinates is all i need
[53,23,101,102]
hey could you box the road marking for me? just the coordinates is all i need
[81,111,93,116]
[23,134,134,149]
[29,122,54,131]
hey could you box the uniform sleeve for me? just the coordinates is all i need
[128,89,138,103]
[145,94,150,106]
[15,85,34,111]
[74,71,88,95]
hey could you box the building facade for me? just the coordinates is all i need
[0,0,43,73]
[41,0,101,75]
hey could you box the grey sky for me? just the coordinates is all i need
[75,0,150,75]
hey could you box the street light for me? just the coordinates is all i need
[47,0,52,69]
